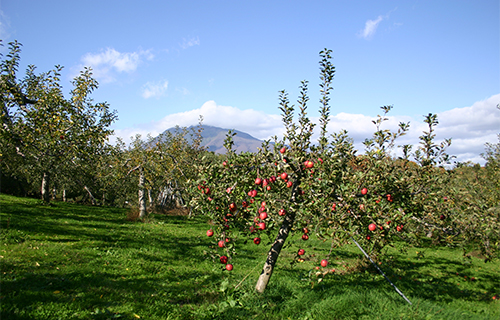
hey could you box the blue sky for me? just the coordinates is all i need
[1,0,499,163]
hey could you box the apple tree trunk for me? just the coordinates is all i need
[138,167,147,219]
[84,186,97,205]
[255,210,296,293]
[41,172,51,203]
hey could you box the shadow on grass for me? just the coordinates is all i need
[2,267,222,319]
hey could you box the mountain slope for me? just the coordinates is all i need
[160,125,265,153]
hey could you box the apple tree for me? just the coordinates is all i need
[0,41,117,203]
[115,123,205,218]
[190,49,453,292]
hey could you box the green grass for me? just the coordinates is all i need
[1,193,499,319]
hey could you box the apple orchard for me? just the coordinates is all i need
[190,49,499,293]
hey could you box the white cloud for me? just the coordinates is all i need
[112,95,500,164]
[180,37,200,49]
[78,48,154,83]
[359,15,384,39]
[142,80,169,99]
[358,9,397,39]
[436,94,500,163]
[155,100,284,139]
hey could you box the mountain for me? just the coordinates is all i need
[159,125,266,154]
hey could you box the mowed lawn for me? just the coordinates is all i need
[1,193,499,319]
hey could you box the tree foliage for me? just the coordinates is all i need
[1,41,117,202]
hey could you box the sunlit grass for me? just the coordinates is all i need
[1,193,499,319]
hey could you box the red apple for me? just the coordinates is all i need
[218,240,225,248]
[206,229,214,237]
[229,203,237,212]
[321,259,328,267]
[440,214,445,220]
[361,187,368,195]
[359,204,365,211]
[386,221,391,225]
[302,234,309,241]
[220,256,228,264]
[298,249,305,255]
[225,263,233,271]
[280,147,286,154]
[303,227,309,234]
[242,201,248,208]
[280,172,288,180]
[259,212,268,220]
[318,158,323,164]
[262,179,269,186]
[255,178,262,185]
[249,226,256,233]
[223,161,228,166]
[304,160,314,169]
[278,209,286,216]
[253,237,261,245]
[286,180,293,188]
[386,194,393,202]
[366,236,371,240]
[396,225,402,232]
[368,223,377,231]
[258,222,266,230]
[331,203,336,211]
[266,186,271,191]
[261,201,266,208]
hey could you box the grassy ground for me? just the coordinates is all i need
[1,193,499,319]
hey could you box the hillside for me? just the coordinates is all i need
[159,125,266,153]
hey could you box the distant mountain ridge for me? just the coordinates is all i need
[160,125,265,154]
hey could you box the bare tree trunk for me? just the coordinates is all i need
[41,172,51,202]
[138,167,147,219]
[255,210,296,293]
[62,189,67,202]
[84,186,96,205]
[148,188,153,210]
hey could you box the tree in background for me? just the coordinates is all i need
[116,122,205,219]
[0,41,117,202]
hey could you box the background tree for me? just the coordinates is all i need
[117,122,205,219]
[0,41,117,202]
